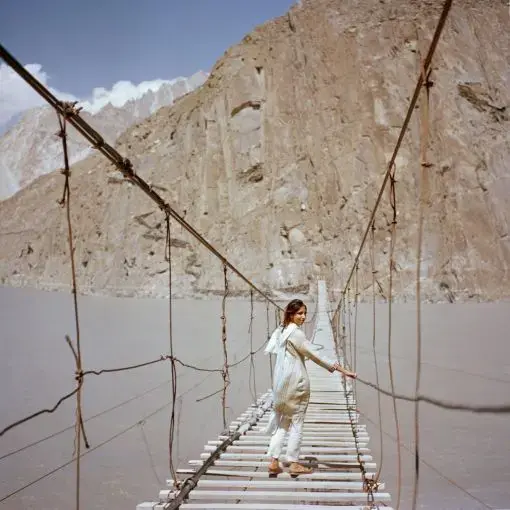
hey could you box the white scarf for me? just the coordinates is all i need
[264,323,297,355]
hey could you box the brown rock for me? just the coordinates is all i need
[0,0,509,302]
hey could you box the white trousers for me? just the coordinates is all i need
[267,416,304,462]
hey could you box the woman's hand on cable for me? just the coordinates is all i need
[332,361,357,379]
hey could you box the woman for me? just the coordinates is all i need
[264,299,356,475]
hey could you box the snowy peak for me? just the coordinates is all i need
[0,71,208,201]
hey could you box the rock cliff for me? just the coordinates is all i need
[0,0,508,302]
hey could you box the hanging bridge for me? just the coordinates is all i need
[1,0,510,508]
[137,281,392,510]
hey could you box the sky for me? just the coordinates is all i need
[0,0,296,129]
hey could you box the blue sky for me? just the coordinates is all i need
[0,0,296,127]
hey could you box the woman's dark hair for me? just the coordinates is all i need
[283,299,307,326]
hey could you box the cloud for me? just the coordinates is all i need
[0,62,204,131]
[0,62,194,128]
[80,78,185,115]
[0,63,77,127]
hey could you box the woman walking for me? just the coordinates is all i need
[264,299,356,475]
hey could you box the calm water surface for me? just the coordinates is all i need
[0,287,509,509]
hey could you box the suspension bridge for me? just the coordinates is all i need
[137,281,392,509]
[1,0,509,508]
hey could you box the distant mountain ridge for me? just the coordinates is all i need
[0,71,208,200]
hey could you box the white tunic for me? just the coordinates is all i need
[264,323,336,432]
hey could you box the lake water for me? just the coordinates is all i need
[0,286,509,509]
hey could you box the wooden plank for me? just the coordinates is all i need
[248,426,365,433]
[249,423,359,428]
[162,479,385,492]
[189,460,377,470]
[242,431,369,439]
[204,445,370,454]
[185,490,391,502]
[199,453,373,462]
[235,409,359,421]
[251,411,358,416]
[174,470,376,481]
[236,418,359,425]
[250,422,365,428]
[180,505,393,510]
[250,409,359,421]
[214,438,369,446]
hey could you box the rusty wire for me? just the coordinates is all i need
[0,387,79,438]
[0,372,214,505]
[369,222,385,483]
[139,420,163,486]
[359,408,493,510]
[348,266,377,508]
[353,266,359,377]
[412,44,434,510]
[347,286,353,369]
[0,342,272,439]
[354,376,510,414]
[65,337,90,453]
[0,378,173,462]
[165,214,179,488]
[340,292,347,361]
[341,371,375,508]
[248,290,258,403]
[56,106,85,510]
[387,160,402,510]
[220,264,230,430]
[266,301,274,386]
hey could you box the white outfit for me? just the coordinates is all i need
[264,323,336,461]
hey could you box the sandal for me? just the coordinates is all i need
[289,462,313,475]
[268,459,283,475]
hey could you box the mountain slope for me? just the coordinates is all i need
[0,0,508,301]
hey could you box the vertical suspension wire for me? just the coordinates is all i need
[341,292,347,363]
[353,265,359,377]
[351,267,359,443]
[56,105,85,510]
[370,221,385,482]
[220,264,230,430]
[266,301,274,386]
[336,300,341,356]
[412,48,433,510]
[165,214,179,487]
[248,290,257,403]
[347,286,353,369]
[345,264,375,505]
[387,161,402,510]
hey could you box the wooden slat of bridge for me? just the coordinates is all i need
[137,282,392,509]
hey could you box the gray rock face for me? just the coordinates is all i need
[0,71,208,200]
[0,0,509,302]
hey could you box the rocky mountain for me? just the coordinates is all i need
[0,71,208,200]
[0,0,508,302]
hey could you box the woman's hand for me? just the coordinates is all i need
[332,362,357,379]
[342,369,357,379]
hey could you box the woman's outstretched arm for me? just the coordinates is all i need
[291,330,356,378]
[290,330,336,372]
